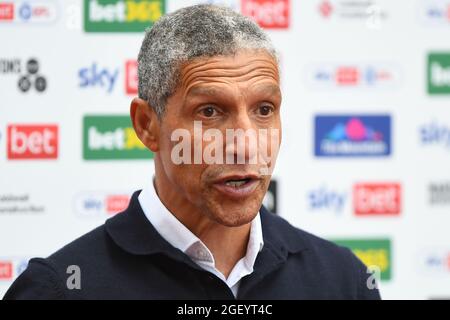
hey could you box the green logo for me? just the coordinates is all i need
[332,238,392,281]
[83,115,153,160]
[84,0,165,32]
[428,53,450,94]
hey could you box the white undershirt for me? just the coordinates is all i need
[137,180,264,298]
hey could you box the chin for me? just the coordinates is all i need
[205,198,261,227]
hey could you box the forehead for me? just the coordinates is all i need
[178,50,280,94]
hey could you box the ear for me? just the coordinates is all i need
[130,97,160,152]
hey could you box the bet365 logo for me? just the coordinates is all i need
[83,115,153,160]
[428,53,450,95]
[84,0,165,32]
[333,238,392,281]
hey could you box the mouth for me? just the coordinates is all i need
[212,174,261,199]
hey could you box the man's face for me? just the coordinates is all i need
[157,50,282,227]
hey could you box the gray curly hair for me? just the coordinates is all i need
[137,4,278,118]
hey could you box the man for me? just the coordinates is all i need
[4,5,380,300]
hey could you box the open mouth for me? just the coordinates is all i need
[224,178,252,188]
[212,175,260,199]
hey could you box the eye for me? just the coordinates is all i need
[198,105,220,118]
[258,104,275,117]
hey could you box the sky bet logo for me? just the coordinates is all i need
[0,258,29,281]
[74,191,130,218]
[83,115,153,160]
[333,238,392,281]
[428,53,450,94]
[314,115,391,157]
[305,62,402,90]
[79,60,137,94]
[84,0,165,32]
[78,62,118,93]
[7,124,58,160]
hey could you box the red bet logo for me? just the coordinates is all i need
[0,3,14,21]
[0,261,13,280]
[106,195,130,215]
[241,0,290,29]
[125,60,138,95]
[354,183,401,215]
[7,125,58,159]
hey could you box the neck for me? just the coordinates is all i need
[153,160,252,278]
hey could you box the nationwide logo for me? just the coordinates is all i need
[429,182,450,205]
[0,1,58,24]
[333,238,392,281]
[419,0,450,26]
[262,179,277,214]
[7,125,58,160]
[418,248,450,275]
[84,0,165,32]
[419,120,450,151]
[74,191,130,218]
[83,115,153,160]
[307,185,346,215]
[0,258,28,281]
[354,183,401,216]
[305,63,402,90]
[314,115,391,157]
[318,0,389,28]
[0,58,47,92]
[241,0,289,29]
[428,53,450,94]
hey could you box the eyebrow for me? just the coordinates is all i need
[187,84,281,98]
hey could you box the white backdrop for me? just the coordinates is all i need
[1,0,450,299]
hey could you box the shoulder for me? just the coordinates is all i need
[3,224,111,300]
[260,207,381,299]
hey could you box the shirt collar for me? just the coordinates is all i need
[137,180,264,267]
[105,190,307,259]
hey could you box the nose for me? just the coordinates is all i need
[224,109,258,165]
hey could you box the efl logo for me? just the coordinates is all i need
[354,183,401,216]
[125,60,137,95]
[0,1,58,24]
[0,3,14,21]
[241,0,289,29]
[0,261,13,280]
[7,125,58,160]
[314,115,391,157]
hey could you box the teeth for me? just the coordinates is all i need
[225,179,248,187]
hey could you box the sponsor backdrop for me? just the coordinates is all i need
[1,0,450,299]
